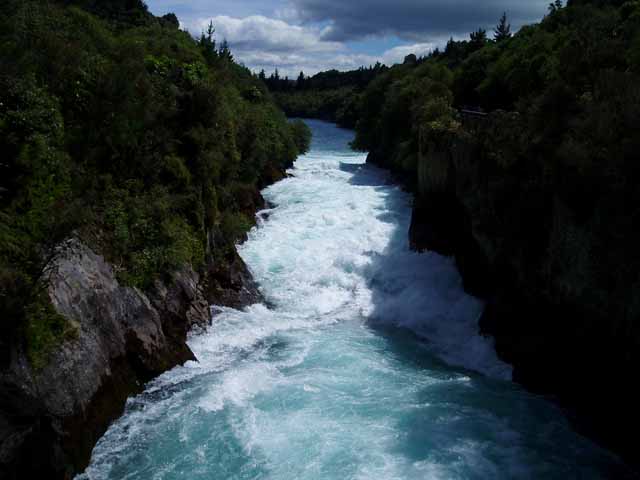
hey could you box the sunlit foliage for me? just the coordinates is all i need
[0,0,311,365]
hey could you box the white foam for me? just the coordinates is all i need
[235,131,511,379]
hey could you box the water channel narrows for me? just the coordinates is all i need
[78,120,627,480]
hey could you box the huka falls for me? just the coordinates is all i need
[78,121,631,479]
[1,1,640,479]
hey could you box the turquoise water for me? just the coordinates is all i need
[79,120,630,479]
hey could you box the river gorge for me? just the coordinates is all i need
[74,121,632,479]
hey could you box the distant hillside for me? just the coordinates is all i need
[264,64,388,128]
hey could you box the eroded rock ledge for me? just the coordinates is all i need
[0,238,260,479]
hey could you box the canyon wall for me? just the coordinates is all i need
[0,234,263,479]
[375,112,640,466]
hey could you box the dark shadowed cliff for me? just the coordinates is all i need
[350,0,640,468]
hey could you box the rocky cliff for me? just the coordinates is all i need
[376,112,640,467]
[0,237,261,479]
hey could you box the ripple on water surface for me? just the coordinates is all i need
[78,120,632,480]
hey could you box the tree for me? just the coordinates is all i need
[161,13,179,28]
[199,21,218,64]
[494,12,511,42]
[548,0,563,14]
[258,69,266,82]
[219,39,233,61]
[267,69,281,91]
[296,71,306,89]
[404,53,418,65]
[469,28,488,50]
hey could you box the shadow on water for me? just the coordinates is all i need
[342,162,411,230]
[339,161,397,188]
[344,155,636,478]
[372,327,635,478]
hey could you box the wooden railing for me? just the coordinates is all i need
[459,109,488,118]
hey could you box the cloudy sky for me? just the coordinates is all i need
[145,0,549,77]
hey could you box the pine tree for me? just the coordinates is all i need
[258,69,266,82]
[219,39,233,61]
[296,71,306,90]
[199,21,218,64]
[494,12,511,42]
[469,28,488,50]
[206,21,215,46]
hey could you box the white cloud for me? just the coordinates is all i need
[180,15,448,77]
[182,15,373,76]
[190,15,342,54]
[145,0,549,77]
[379,43,436,65]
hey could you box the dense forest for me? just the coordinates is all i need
[265,65,387,128]
[348,0,640,463]
[0,0,310,370]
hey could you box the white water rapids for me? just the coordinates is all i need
[78,120,628,479]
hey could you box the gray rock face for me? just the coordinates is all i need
[203,224,265,309]
[0,239,211,479]
[203,248,264,309]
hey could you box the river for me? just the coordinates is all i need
[78,120,629,479]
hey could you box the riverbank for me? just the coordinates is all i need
[0,206,272,480]
[365,110,640,472]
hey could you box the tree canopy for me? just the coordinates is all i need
[0,0,311,366]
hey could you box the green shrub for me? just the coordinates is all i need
[220,212,253,242]
[25,291,78,370]
[290,120,312,154]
